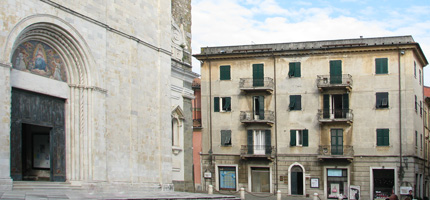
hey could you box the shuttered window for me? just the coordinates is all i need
[288,62,301,77]
[376,129,389,146]
[375,58,388,74]
[214,97,231,112]
[221,130,232,146]
[376,92,389,108]
[289,95,302,110]
[290,130,308,147]
[220,65,231,80]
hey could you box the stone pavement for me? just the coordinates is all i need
[0,189,317,200]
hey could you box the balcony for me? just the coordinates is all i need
[318,109,353,124]
[317,145,354,161]
[240,111,275,125]
[239,77,274,93]
[317,74,352,92]
[240,145,275,160]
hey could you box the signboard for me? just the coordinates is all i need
[349,185,360,200]
[204,172,212,178]
[400,186,413,195]
[311,178,319,188]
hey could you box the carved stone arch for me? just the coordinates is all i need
[6,15,106,183]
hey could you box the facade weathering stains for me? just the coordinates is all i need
[194,36,430,200]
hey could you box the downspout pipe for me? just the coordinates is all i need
[398,47,403,183]
[273,54,278,193]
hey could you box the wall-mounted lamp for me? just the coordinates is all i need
[400,50,405,55]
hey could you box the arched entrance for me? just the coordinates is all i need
[289,164,305,195]
[6,20,97,183]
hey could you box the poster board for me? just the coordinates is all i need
[349,185,360,200]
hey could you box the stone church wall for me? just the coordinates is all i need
[0,0,174,190]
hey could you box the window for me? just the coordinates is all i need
[375,58,388,74]
[376,129,389,146]
[419,69,422,85]
[421,133,423,151]
[289,95,302,110]
[415,131,418,148]
[420,101,422,116]
[220,65,231,80]
[214,97,231,112]
[247,130,271,155]
[219,166,236,190]
[414,61,417,78]
[327,169,348,199]
[376,92,389,108]
[415,95,418,112]
[288,62,301,77]
[290,129,308,147]
[221,130,232,146]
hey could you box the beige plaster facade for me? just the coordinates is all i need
[0,0,176,190]
[194,36,429,199]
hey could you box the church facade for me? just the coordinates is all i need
[0,0,178,190]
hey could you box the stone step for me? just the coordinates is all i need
[12,181,82,191]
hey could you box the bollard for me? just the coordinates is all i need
[240,187,245,200]
[313,193,319,200]
[208,185,213,194]
[276,190,281,200]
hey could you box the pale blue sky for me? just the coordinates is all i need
[191,0,430,86]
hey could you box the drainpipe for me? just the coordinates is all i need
[273,54,278,193]
[398,47,403,184]
[208,59,213,180]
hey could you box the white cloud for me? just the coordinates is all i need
[191,0,430,86]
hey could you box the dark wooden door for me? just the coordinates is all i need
[11,88,66,181]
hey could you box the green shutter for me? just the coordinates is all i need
[323,94,330,118]
[247,130,253,154]
[290,130,296,146]
[343,93,349,117]
[259,96,265,120]
[303,129,308,147]
[289,95,296,110]
[296,95,301,110]
[253,64,264,87]
[214,97,219,112]
[224,97,231,111]
[265,130,271,154]
[295,62,301,77]
[375,58,388,74]
[220,65,231,80]
[377,129,383,146]
[384,129,389,146]
[289,63,295,77]
[330,60,342,84]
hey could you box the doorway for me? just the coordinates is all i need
[10,88,66,182]
[22,124,51,181]
[251,167,270,193]
[291,166,304,195]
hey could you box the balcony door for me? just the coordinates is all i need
[253,96,265,120]
[331,129,343,155]
[247,130,271,155]
[330,60,342,84]
[323,94,349,119]
[253,64,264,87]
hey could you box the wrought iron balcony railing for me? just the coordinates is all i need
[240,145,275,158]
[240,111,275,125]
[318,109,353,123]
[317,145,354,160]
[239,77,274,93]
[317,74,352,91]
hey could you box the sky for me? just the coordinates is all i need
[191,0,430,86]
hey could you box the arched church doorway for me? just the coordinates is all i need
[10,39,67,182]
[291,165,304,195]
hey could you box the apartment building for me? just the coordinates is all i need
[194,36,429,200]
